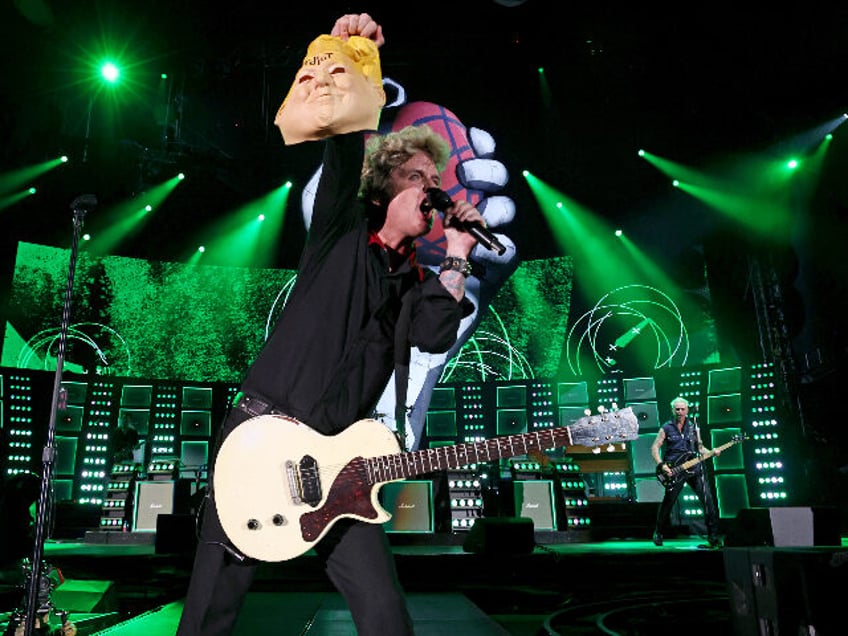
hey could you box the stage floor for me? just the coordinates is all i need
[2,531,845,635]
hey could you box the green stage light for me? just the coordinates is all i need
[100,61,120,84]
[198,246,205,253]
[28,187,36,195]
[190,182,291,266]
[60,156,68,163]
[177,173,185,180]
[614,229,622,237]
[83,234,90,241]
[785,159,799,170]
[672,180,680,187]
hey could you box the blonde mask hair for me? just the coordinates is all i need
[274,35,386,145]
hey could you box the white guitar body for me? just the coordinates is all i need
[213,415,403,562]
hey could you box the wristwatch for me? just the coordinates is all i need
[439,256,472,277]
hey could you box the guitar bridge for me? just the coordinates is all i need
[285,460,302,505]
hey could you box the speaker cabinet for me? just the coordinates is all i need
[628,433,659,475]
[380,480,433,533]
[133,480,191,532]
[725,506,840,547]
[634,477,665,503]
[513,480,556,530]
[462,517,535,554]
[724,547,846,635]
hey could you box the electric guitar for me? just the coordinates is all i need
[214,407,639,562]
[655,433,748,489]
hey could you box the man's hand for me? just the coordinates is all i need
[443,199,486,259]
[331,13,385,47]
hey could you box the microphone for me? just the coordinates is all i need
[421,188,506,255]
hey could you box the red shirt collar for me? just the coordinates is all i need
[368,231,424,281]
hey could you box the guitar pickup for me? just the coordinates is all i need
[285,456,322,507]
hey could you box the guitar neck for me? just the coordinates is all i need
[366,426,574,483]
[676,438,740,471]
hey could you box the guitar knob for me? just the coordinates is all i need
[272,514,286,526]
[247,519,260,530]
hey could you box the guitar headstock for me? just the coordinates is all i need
[568,406,639,449]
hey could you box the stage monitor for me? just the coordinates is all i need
[61,381,88,405]
[559,406,588,428]
[707,393,742,425]
[182,386,213,410]
[557,381,589,406]
[497,384,527,409]
[428,386,456,410]
[119,408,150,435]
[627,401,660,431]
[497,409,527,436]
[708,366,741,394]
[121,385,153,408]
[426,410,457,438]
[58,405,84,433]
[180,410,212,437]
[55,436,78,476]
[623,377,656,402]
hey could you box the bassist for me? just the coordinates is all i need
[651,397,722,549]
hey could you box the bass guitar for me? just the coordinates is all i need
[215,407,638,562]
[656,433,748,489]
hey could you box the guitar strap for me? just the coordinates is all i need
[684,420,698,454]
[392,291,414,451]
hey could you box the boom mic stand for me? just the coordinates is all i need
[22,194,97,636]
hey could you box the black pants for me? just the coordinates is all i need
[175,408,414,635]
[654,467,720,539]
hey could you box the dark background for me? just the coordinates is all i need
[1,1,847,454]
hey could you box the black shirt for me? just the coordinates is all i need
[241,131,472,435]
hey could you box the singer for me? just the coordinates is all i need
[176,13,483,636]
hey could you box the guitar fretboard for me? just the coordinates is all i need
[365,427,574,484]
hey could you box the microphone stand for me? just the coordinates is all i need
[691,407,718,540]
[23,194,96,636]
